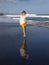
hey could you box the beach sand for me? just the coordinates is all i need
[0,24,49,65]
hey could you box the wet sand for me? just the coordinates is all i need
[0,24,49,65]
[27,21,49,28]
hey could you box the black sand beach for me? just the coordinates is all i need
[0,24,49,65]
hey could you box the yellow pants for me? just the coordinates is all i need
[21,23,26,29]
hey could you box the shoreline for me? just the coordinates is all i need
[0,21,49,28]
[27,21,49,28]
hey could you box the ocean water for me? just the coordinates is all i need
[0,16,49,65]
[27,17,49,22]
[0,15,49,23]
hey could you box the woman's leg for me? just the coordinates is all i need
[23,28,26,37]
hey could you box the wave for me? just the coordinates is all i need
[0,14,49,23]
[5,14,49,18]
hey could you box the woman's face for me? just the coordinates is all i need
[22,13,26,16]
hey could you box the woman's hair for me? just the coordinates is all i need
[22,11,26,14]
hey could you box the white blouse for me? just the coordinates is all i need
[20,15,26,25]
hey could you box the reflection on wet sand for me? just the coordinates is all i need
[20,37,29,59]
